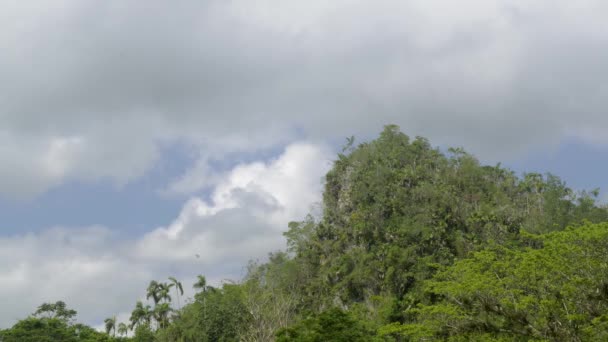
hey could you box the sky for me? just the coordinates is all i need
[2,0,608,329]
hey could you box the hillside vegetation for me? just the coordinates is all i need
[3,125,608,341]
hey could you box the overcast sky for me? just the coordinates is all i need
[2,0,608,328]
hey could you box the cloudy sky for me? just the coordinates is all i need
[2,0,608,328]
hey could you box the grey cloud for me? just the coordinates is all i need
[2,0,608,195]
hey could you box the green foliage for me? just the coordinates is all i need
[0,303,118,342]
[156,282,250,342]
[276,308,382,342]
[33,301,78,323]
[0,317,79,342]
[240,253,300,341]
[104,316,116,336]
[129,301,152,330]
[390,222,608,341]
[285,125,608,313]
[131,324,155,342]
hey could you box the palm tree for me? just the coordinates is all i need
[117,322,128,337]
[193,275,208,292]
[146,280,161,305]
[154,303,172,329]
[159,282,173,303]
[194,275,211,321]
[104,316,116,337]
[168,276,184,309]
[129,301,152,330]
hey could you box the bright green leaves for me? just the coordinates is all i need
[392,223,608,341]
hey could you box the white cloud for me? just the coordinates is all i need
[0,142,330,328]
[137,142,331,261]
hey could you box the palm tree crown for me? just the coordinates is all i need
[168,276,184,309]
[104,316,116,337]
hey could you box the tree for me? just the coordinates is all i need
[241,254,299,341]
[146,280,161,305]
[103,316,116,337]
[193,274,211,325]
[168,276,184,310]
[157,282,249,342]
[146,279,173,329]
[158,282,173,304]
[193,275,208,293]
[153,303,172,329]
[146,279,172,306]
[117,322,128,337]
[132,323,155,342]
[33,301,77,323]
[129,301,152,330]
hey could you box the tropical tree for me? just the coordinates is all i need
[146,281,161,305]
[193,275,208,293]
[193,275,211,323]
[33,301,77,323]
[168,276,184,310]
[129,301,152,330]
[154,303,173,329]
[117,322,128,337]
[104,316,116,337]
[158,282,173,304]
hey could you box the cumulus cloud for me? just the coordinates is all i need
[0,142,330,328]
[137,142,330,262]
[2,0,608,196]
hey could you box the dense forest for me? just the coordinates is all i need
[3,125,608,341]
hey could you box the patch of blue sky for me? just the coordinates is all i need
[507,138,608,204]
[0,139,312,236]
[0,142,193,236]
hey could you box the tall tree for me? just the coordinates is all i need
[33,301,77,323]
[158,282,173,304]
[193,275,210,322]
[193,275,208,293]
[129,301,152,330]
[154,303,172,329]
[146,280,161,305]
[168,276,184,310]
[104,316,116,337]
[117,322,128,337]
